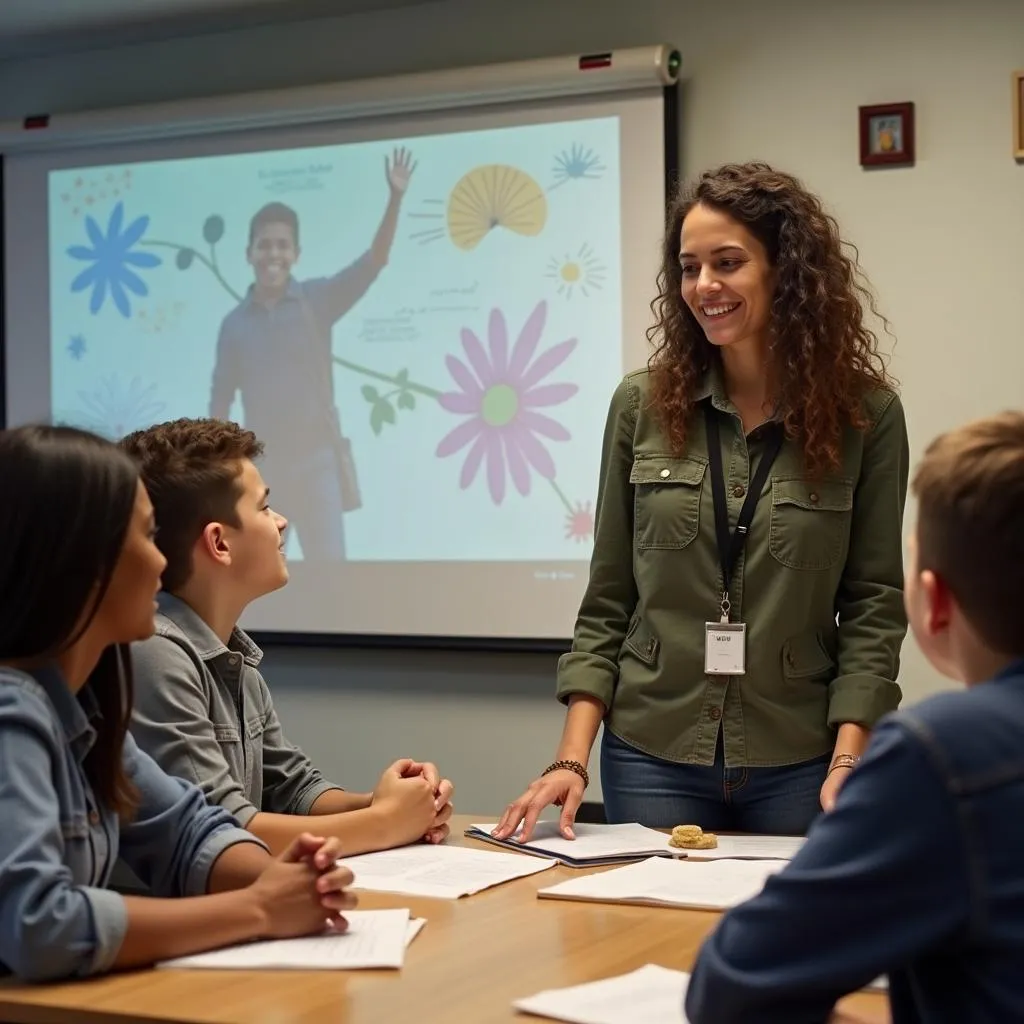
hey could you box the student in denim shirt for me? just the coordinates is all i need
[121,418,453,856]
[0,425,355,982]
[687,411,1024,1024]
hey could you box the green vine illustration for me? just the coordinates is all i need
[360,371,443,436]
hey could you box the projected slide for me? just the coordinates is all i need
[47,117,622,565]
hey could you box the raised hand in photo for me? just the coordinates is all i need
[385,146,417,196]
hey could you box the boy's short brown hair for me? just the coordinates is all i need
[120,418,263,592]
[912,411,1024,656]
[248,202,299,248]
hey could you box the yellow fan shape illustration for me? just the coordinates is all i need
[445,164,548,252]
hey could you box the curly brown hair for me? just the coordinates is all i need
[119,418,263,591]
[648,161,895,476]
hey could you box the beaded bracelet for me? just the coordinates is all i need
[827,753,860,776]
[542,759,590,789]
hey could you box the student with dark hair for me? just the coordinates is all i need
[209,147,416,561]
[0,425,355,983]
[687,411,1024,1023]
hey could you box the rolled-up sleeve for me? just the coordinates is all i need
[0,694,127,982]
[131,637,259,826]
[555,377,639,709]
[829,392,909,727]
[118,733,266,898]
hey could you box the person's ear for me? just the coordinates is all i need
[920,569,953,638]
[198,522,232,568]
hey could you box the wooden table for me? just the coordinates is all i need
[0,815,889,1024]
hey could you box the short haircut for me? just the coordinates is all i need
[912,411,1024,656]
[248,202,300,247]
[120,418,263,592]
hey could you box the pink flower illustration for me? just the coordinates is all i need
[436,301,578,504]
[565,500,595,542]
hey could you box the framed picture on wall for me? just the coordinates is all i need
[1014,71,1024,159]
[859,102,915,167]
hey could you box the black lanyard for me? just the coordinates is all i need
[704,403,784,620]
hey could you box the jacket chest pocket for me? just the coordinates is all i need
[631,456,707,550]
[246,714,268,743]
[245,713,268,785]
[213,723,242,746]
[769,478,853,571]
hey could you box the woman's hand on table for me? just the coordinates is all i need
[492,769,587,843]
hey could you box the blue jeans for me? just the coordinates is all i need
[264,444,346,561]
[600,729,828,835]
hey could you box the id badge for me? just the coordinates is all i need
[704,621,746,676]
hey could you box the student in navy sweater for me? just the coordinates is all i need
[687,411,1024,1024]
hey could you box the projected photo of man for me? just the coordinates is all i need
[209,146,416,560]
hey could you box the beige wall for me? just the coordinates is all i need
[4,0,1022,807]
[676,0,1024,706]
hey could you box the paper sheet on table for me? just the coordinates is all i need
[514,964,690,1024]
[513,963,886,1022]
[538,856,787,910]
[681,834,805,861]
[467,821,683,867]
[157,909,415,970]
[339,843,556,898]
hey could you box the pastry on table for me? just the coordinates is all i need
[669,824,719,850]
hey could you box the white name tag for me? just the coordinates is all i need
[704,622,747,675]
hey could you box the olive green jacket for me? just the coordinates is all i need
[557,365,909,767]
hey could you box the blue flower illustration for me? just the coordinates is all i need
[69,374,166,440]
[67,202,161,318]
[549,144,606,190]
[67,333,87,360]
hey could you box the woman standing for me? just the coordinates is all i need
[496,162,909,838]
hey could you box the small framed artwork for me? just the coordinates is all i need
[859,102,915,167]
[1013,71,1024,159]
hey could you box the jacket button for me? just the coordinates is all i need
[732,484,745,498]
[660,469,670,479]
[707,707,722,721]
[809,492,820,504]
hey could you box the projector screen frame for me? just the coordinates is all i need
[0,158,5,432]
[0,54,681,654]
